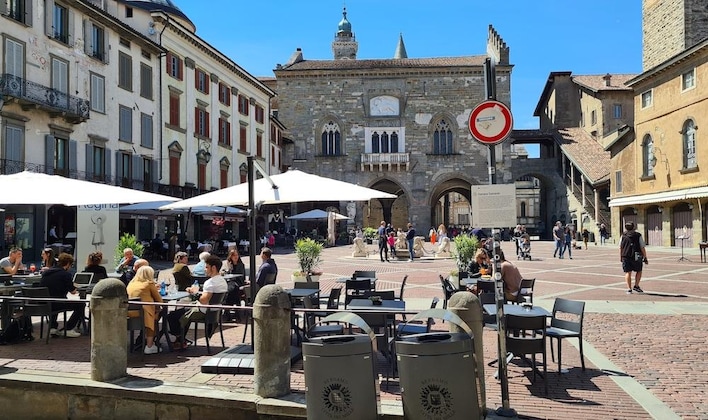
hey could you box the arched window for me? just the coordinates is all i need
[391,132,399,152]
[371,132,380,153]
[433,119,453,154]
[682,119,696,169]
[370,131,399,153]
[520,201,527,217]
[642,134,654,177]
[321,121,341,156]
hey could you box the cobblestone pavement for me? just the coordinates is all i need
[1,240,706,419]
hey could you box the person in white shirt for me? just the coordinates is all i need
[167,256,227,350]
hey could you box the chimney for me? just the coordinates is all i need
[603,73,612,87]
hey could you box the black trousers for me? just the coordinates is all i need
[379,238,389,261]
[50,301,85,331]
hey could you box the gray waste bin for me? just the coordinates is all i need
[396,332,480,420]
[303,334,379,420]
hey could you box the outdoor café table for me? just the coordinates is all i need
[336,277,377,286]
[155,291,191,350]
[482,303,550,318]
[222,273,244,281]
[347,299,406,312]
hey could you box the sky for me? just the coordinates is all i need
[177,0,643,131]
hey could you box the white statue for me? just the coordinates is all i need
[346,202,356,220]
[352,237,367,257]
[395,231,407,249]
[413,236,426,258]
[435,237,452,258]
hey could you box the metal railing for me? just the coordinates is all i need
[0,73,90,122]
[360,152,410,171]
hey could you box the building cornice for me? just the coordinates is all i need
[627,39,708,87]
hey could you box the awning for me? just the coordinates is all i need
[609,186,708,207]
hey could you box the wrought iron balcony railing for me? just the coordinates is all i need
[0,74,90,123]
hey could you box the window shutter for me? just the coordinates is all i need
[166,52,172,75]
[105,148,112,182]
[5,126,22,163]
[83,19,92,55]
[44,135,55,175]
[178,58,183,80]
[44,0,54,37]
[194,107,199,134]
[0,1,7,15]
[25,0,32,26]
[67,9,75,47]
[205,75,209,95]
[151,159,159,185]
[115,151,122,181]
[68,139,77,178]
[194,68,199,87]
[103,29,110,64]
[85,143,94,177]
[205,111,210,137]
[227,121,231,145]
[132,154,142,182]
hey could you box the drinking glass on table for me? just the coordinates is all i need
[29,263,36,274]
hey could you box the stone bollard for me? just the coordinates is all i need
[448,291,486,414]
[253,284,292,398]
[90,278,128,382]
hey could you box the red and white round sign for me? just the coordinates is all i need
[468,100,513,145]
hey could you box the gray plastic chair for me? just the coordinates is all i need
[546,298,585,372]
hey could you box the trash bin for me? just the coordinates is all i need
[303,334,379,420]
[588,231,595,243]
[396,310,481,420]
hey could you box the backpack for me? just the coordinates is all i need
[0,316,34,344]
[620,232,640,260]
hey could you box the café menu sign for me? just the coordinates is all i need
[470,184,517,228]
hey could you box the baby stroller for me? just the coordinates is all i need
[517,235,532,260]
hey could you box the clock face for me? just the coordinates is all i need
[370,96,399,116]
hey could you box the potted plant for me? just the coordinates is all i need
[451,234,479,289]
[363,227,377,244]
[114,233,144,268]
[292,237,324,282]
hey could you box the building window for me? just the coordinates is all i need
[3,0,32,25]
[90,73,105,113]
[197,163,206,190]
[195,107,210,138]
[166,52,183,80]
[4,37,24,77]
[238,95,249,116]
[255,105,264,123]
[142,158,152,191]
[615,170,622,193]
[169,93,180,126]
[218,83,230,105]
[218,117,231,146]
[51,2,70,44]
[195,68,209,94]
[54,136,69,176]
[371,131,399,153]
[239,125,247,152]
[50,56,68,94]
[682,69,695,91]
[220,166,228,189]
[433,119,453,154]
[140,113,153,148]
[642,134,654,177]
[590,110,597,126]
[118,152,131,187]
[140,63,152,99]
[125,6,132,17]
[84,21,106,61]
[3,123,24,163]
[613,104,622,119]
[321,121,341,156]
[256,132,263,157]
[119,105,132,142]
[520,202,527,218]
[168,147,181,186]
[89,144,105,181]
[118,52,132,91]
[682,119,697,169]
[641,90,652,109]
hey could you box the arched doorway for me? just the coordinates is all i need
[621,208,637,231]
[368,178,406,229]
[671,202,693,247]
[429,177,472,233]
[645,205,662,246]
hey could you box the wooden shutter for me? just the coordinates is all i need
[44,0,54,37]
[67,9,75,46]
[114,150,122,181]
[205,111,210,137]
[24,0,32,25]
[151,159,159,186]
[194,107,199,134]
[83,19,93,55]
[44,135,55,174]
[68,139,77,178]
[0,1,7,15]
[166,52,172,75]
[105,148,112,182]
[85,143,94,178]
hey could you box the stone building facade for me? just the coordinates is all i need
[274,10,514,231]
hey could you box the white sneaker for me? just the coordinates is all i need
[144,344,159,354]
[62,329,82,338]
[49,328,58,336]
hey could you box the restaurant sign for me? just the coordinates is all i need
[470,184,517,228]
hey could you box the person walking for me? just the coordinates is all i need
[619,222,647,294]
[377,221,389,262]
[599,223,608,245]
[560,225,573,259]
[405,222,416,262]
[552,221,563,258]
[581,228,590,250]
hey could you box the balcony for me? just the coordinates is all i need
[0,74,90,123]
[360,152,410,172]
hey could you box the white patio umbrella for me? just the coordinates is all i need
[288,209,351,220]
[120,200,245,216]
[0,171,179,205]
[159,169,396,210]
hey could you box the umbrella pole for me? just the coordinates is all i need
[248,157,258,346]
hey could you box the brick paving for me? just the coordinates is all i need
[1,240,707,419]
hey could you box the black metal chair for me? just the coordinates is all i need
[353,270,376,279]
[189,292,227,354]
[397,296,439,336]
[127,301,146,354]
[303,295,344,338]
[345,279,372,307]
[505,314,548,395]
[20,287,67,343]
[439,275,457,309]
[518,278,536,305]
[546,298,585,372]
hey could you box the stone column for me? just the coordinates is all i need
[448,291,486,414]
[253,284,292,398]
[90,278,128,382]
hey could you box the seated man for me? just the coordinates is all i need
[115,248,138,274]
[0,247,24,275]
[192,251,210,276]
[167,256,227,349]
[120,258,149,286]
[255,247,278,289]
[39,253,84,338]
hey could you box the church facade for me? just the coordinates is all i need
[273,9,516,231]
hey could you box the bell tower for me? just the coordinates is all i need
[643,0,708,70]
[332,7,358,60]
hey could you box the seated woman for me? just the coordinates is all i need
[126,265,164,354]
[83,251,108,281]
[468,248,490,278]
[171,251,193,291]
[222,249,246,307]
[40,247,56,272]
[192,251,210,276]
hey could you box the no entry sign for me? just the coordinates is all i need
[468,100,513,145]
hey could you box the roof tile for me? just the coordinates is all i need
[555,128,611,184]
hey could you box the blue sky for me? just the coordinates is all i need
[177,0,642,130]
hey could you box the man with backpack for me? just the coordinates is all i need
[619,222,648,294]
